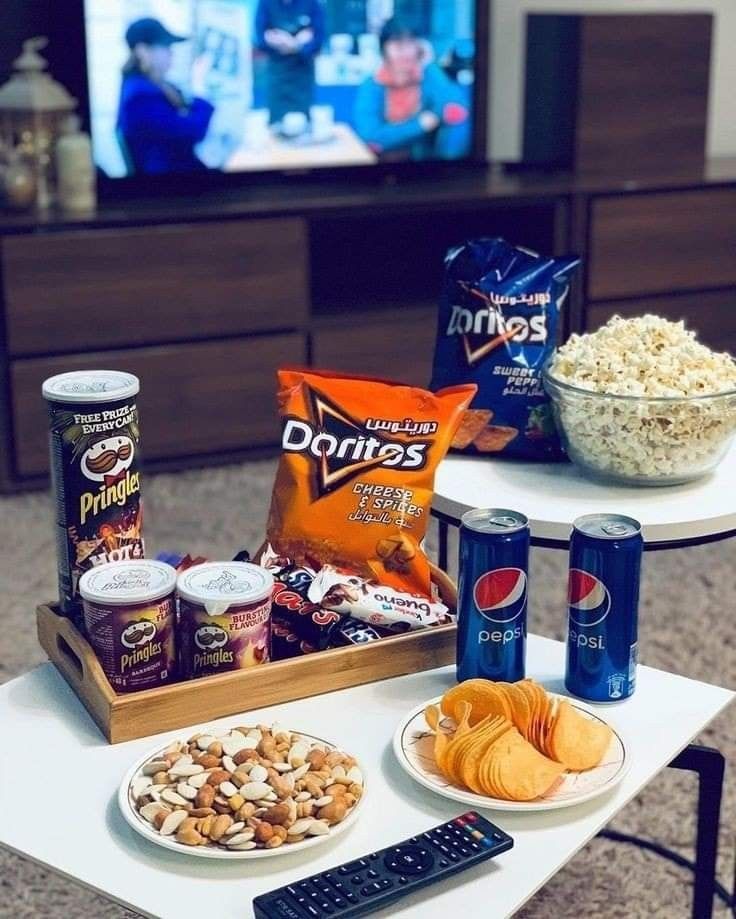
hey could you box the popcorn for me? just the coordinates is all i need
[546,315,736,481]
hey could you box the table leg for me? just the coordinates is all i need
[438,519,449,573]
[600,744,726,919]
[670,744,726,919]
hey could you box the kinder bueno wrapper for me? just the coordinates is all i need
[79,560,177,693]
[267,369,475,596]
[308,565,451,631]
[177,562,273,679]
[430,239,580,459]
[43,370,144,615]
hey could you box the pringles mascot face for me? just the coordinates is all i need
[81,435,135,486]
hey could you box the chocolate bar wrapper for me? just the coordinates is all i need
[268,559,343,650]
[308,565,451,631]
[330,616,393,646]
[271,616,318,660]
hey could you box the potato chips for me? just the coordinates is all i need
[267,369,475,596]
[428,678,614,801]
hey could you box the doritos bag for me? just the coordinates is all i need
[266,369,476,597]
[430,238,580,459]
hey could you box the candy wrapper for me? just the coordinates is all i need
[307,564,452,631]
[430,238,580,459]
[271,616,318,660]
[261,546,342,650]
[266,368,475,596]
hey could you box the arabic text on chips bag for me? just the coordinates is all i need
[267,369,476,597]
[430,238,580,460]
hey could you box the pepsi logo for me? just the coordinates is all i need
[473,568,527,623]
[568,569,610,627]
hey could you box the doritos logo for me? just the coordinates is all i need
[446,285,549,366]
[281,387,431,497]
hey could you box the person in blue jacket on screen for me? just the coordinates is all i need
[117,18,215,175]
[255,0,325,124]
[354,19,471,161]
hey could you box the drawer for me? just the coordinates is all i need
[311,308,436,388]
[586,289,736,355]
[3,219,308,356]
[589,189,736,300]
[11,333,305,476]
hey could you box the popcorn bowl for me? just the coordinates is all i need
[543,369,736,486]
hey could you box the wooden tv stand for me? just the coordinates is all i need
[2,162,736,492]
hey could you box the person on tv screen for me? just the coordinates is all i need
[117,17,215,175]
[254,0,325,124]
[353,19,471,161]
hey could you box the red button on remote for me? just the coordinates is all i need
[454,818,467,827]
[464,812,478,823]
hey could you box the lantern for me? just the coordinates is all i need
[0,37,77,208]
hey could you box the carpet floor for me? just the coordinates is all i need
[0,459,734,918]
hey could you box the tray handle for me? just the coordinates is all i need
[50,612,116,703]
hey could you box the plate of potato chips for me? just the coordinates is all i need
[393,678,629,811]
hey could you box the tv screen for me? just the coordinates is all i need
[83,0,479,180]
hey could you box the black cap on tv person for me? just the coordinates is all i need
[116,17,215,175]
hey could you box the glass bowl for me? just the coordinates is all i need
[542,368,736,486]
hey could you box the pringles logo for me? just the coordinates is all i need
[281,387,435,497]
[446,284,551,365]
[79,435,140,525]
[120,619,161,673]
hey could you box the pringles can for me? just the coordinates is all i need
[456,508,530,682]
[42,370,144,616]
[177,562,274,679]
[565,513,643,703]
[79,560,177,692]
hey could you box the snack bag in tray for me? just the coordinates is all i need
[430,238,580,459]
[267,369,476,597]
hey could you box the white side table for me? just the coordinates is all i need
[432,444,736,560]
[0,636,732,919]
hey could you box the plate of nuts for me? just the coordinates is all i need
[118,722,366,858]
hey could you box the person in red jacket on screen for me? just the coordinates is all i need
[116,18,214,175]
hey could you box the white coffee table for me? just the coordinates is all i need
[0,635,732,919]
[432,445,736,557]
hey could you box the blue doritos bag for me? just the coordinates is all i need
[430,238,580,460]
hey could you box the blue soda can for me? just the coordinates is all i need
[565,514,643,703]
[456,509,529,682]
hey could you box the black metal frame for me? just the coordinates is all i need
[433,511,733,917]
[599,745,728,919]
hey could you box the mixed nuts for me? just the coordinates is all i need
[130,723,364,852]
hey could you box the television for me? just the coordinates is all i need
[79,0,486,190]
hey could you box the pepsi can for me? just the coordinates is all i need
[565,514,643,703]
[457,508,529,683]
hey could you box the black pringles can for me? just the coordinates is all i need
[42,371,145,615]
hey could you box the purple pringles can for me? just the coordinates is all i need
[565,513,643,703]
[456,508,530,683]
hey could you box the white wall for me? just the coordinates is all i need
[490,0,736,161]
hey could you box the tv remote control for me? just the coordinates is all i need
[252,811,513,918]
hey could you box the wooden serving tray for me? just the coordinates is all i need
[36,566,457,744]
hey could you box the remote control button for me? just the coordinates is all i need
[469,842,481,851]
[493,832,506,841]
[459,846,472,857]
[470,829,484,840]
[286,885,298,896]
[399,877,409,884]
[299,882,311,892]
[464,812,478,822]
[360,880,393,897]
[410,836,419,843]
[319,901,333,913]
[303,906,320,919]
[367,869,379,879]
[481,837,496,848]
[339,859,368,875]
[272,898,300,919]
[345,892,358,903]
[369,853,379,860]
[439,859,449,867]
[351,875,363,885]
[384,844,434,876]
[454,817,467,827]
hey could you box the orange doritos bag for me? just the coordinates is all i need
[266,369,476,596]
